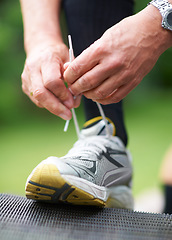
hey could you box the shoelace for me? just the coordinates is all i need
[64,35,110,139]
[64,135,111,160]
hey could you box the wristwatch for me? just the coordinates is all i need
[149,0,172,31]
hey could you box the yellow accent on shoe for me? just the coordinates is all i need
[26,191,52,201]
[25,164,66,201]
[28,164,66,188]
[83,116,116,136]
[83,116,103,128]
[65,186,105,207]
[25,163,105,207]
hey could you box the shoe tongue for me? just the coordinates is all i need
[80,117,115,137]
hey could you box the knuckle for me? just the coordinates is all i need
[108,58,122,70]
[42,51,59,63]
[95,88,106,99]
[113,95,121,103]
[58,89,68,100]
[79,77,94,90]
[21,72,25,81]
[33,88,45,100]
[21,70,28,83]
[113,58,122,68]
[44,78,56,89]
[25,59,36,72]
[69,62,82,76]
[93,40,104,55]
[79,76,88,88]
[94,46,102,56]
[22,83,27,93]
[45,79,68,100]
[54,79,64,89]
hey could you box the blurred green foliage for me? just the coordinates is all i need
[0,0,64,126]
[0,0,24,125]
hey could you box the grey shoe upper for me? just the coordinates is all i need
[51,119,133,188]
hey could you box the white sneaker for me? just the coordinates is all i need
[25,117,133,209]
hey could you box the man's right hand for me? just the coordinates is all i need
[21,42,79,120]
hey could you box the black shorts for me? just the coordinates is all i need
[63,0,134,56]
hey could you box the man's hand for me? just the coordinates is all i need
[21,42,80,120]
[20,0,81,120]
[64,6,172,104]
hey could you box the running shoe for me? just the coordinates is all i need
[25,117,133,209]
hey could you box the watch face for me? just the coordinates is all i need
[164,9,172,30]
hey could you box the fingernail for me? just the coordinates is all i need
[59,112,71,120]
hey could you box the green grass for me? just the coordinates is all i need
[0,88,172,198]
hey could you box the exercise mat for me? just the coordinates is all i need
[0,193,172,240]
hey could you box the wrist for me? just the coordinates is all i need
[24,30,64,53]
[21,0,64,55]
[25,34,68,63]
[145,3,172,50]
[136,4,172,56]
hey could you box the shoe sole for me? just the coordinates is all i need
[26,163,133,209]
[26,163,105,207]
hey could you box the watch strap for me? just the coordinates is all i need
[149,0,172,16]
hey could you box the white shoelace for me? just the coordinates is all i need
[64,35,110,139]
[64,135,110,160]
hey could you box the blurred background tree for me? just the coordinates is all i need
[0,0,172,210]
[0,0,25,125]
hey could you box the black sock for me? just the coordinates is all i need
[164,185,172,214]
[83,98,128,145]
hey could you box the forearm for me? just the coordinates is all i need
[20,0,63,54]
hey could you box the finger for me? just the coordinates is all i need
[83,69,131,100]
[30,70,72,120]
[69,64,112,96]
[22,82,44,108]
[83,65,136,101]
[41,61,74,109]
[73,95,82,108]
[64,43,99,85]
[97,80,138,105]
[21,66,43,108]
[112,79,138,102]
